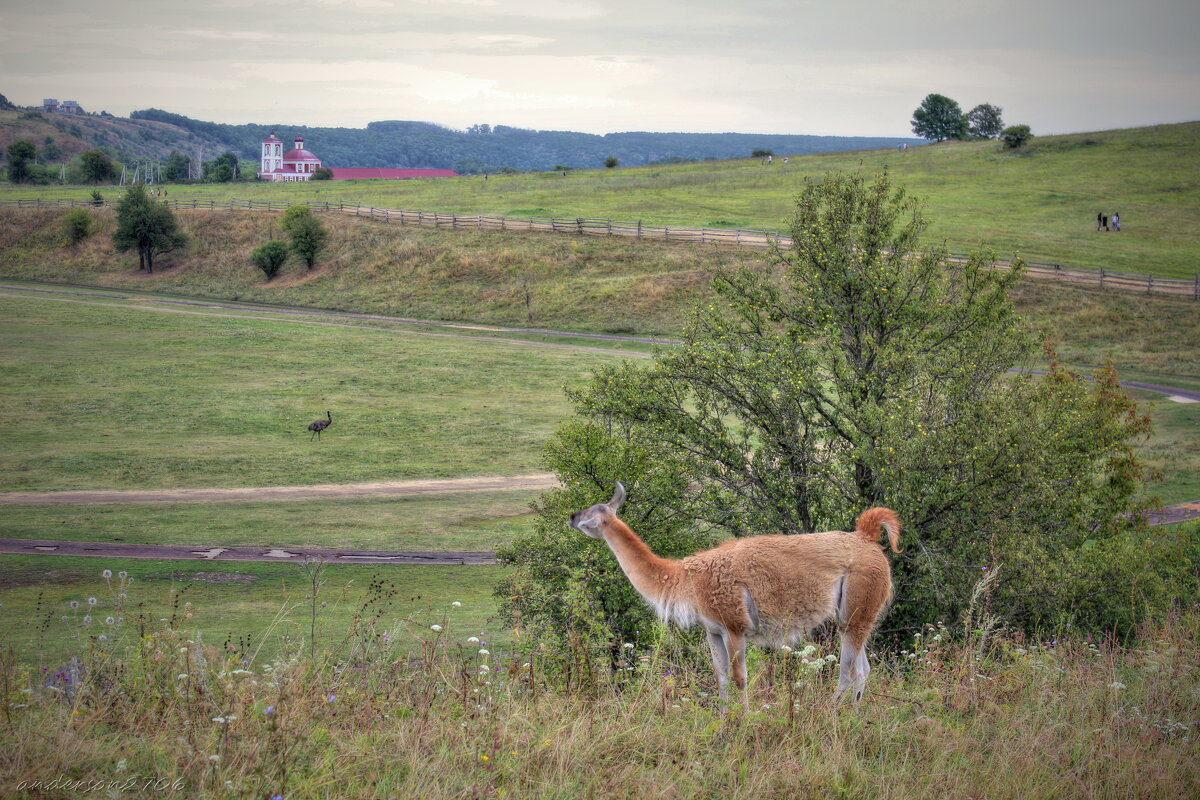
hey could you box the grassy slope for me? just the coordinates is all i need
[0,294,622,491]
[3,121,1198,277]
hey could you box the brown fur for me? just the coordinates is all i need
[569,486,901,706]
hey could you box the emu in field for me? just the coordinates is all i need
[307,411,332,440]
[568,483,901,707]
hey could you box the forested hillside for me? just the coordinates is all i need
[130,108,922,172]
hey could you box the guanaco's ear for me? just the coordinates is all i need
[609,482,626,512]
[569,508,604,538]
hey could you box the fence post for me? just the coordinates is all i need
[1055,264,1061,281]
[1195,272,1199,301]
[607,219,613,236]
[576,218,584,235]
[637,220,642,239]
[1147,274,1152,294]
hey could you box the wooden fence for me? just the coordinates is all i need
[3,196,1197,299]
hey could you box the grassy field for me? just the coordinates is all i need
[3,121,1198,278]
[0,293,629,491]
[0,490,539,551]
[0,555,509,666]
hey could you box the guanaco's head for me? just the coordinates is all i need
[568,482,626,539]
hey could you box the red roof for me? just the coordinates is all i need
[328,168,459,180]
[283,149,320,161]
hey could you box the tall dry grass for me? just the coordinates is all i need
[2,571,1196,799]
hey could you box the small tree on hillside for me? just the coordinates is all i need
[1001,124,1033,149]
[311,166,333,180]
[911,93,968,142]
[280,205,329,269]
[112,185,187,272]
[967,103,1004,139]
[63,208,92,245]
[751,149,774,158]
[251,240,289,280]
[604,156,619,168]
[499,171,1162,654]
[5,140,37,183]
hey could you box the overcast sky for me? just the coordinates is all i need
[2,0,1197,137]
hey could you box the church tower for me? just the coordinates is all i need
[260,131,283,176]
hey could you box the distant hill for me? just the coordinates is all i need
[128,108,922,172]
[0,107,231,168]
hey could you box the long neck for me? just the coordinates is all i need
[602,517,686,603]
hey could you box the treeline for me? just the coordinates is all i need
[130,108,922,173]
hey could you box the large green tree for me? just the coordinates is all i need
[500,171,1166,653]
[5,140,37,183]
[203,151,239,182]
[966,103,1004,139]
[163,151,192,182]
[911,94,967,142]
[112,186,187,273]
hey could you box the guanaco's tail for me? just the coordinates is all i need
[855,507,902,553]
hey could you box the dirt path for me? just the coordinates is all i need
[0,473,559,506]
[0,538,498,565]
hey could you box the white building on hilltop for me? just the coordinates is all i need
[258,131,322,181]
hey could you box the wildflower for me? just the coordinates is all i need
[430,624,443,632]
[452,601,462,607]
[328,694,335,703]
[479,649,490,656]
[82,616,92,624]
[213,717,226,724]
[102,569,112,579]
[105,617,114,625]
[177,674,189,680]
[467,636,480,643]
[623,642,635,650]
[1108,681,1126,690]
[118,571,127,579]
[209,754,220,762]
[264,705,275,715]
[69,600,79,609]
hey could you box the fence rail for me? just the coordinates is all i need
[3,196,1196,299]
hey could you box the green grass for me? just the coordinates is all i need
[0,490,539,551]
[0,293,627,491]
[0,555,511,666]
[3,121,1198,277]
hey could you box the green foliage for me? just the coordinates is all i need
[111,185,187,272]
[0,92,15,111]
[163,151,191,182]
[203,151,239,182]
[90,190,103,206]
[1002,124,1034,149]
[310,166,333,180]
[967,103,1004,139]
[505,171,1161,647]
[751,149,774,158]
[912,93,968,142]
[63,208,92,245]
[39,137,62,164]
[604,156,619,169]
[251,239,289,280]
[280,205,329,269]
[78,149,118,183]
[5,140,37,183]
[496,419,715,658]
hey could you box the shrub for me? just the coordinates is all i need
[280,205,329,269]
[251,240,289,280]
[604,156,619,169]
[500,171,1160,651]
[751,149,774,158]
[63,208,92,245]
[311,166,333,180]
[1002,124,1033,149]
[111,186,187,272]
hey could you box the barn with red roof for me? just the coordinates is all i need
[258,132,458,182]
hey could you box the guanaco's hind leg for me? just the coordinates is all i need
[834,566,889,703]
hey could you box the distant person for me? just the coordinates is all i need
[1112,212,1120,231]
[1103,214,1109,231]
[782,157,789,164]
[1097,212,1103,231]
[767,155,773,164]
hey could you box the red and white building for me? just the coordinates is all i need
[258,132,322,181]
[257,132,458,182]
